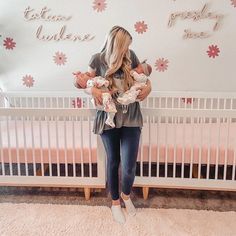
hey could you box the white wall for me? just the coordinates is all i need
[0,0,236,92]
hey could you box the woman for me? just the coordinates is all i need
[80,26,152,224]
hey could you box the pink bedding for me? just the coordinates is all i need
[139,121,236,165]
[0,120,235,165]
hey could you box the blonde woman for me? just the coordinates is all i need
[78,26,152,224]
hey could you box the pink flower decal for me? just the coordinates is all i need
[181,98,195,104]
[155,58,169,72]
[231,0,236,7]
[72,97,83,108]
[22,75,35,88]
[53,51,67,65]
[134,21,148,34]
[93,0,107,12]
[207,45,220,58]
[3,37,16,50]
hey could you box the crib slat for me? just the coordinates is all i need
[39,116,44,176]
[22,116,28,176]
[88,116,92,177]
[207,118,211,180]
[80,116,84,177]
[6,116,13,176]
[72,117,76,177]
[20,97,23,107]
[64,117,68,177]
[47,115,52,177]
[232,129,236,181]
[14,116,20,176]
[31,116,36,176]
[224,117,230,180]
[147,116,151,177]
[156,116,160,178]
[55,116,60,176]
[190,116,193,179]
[215,117,220,179]
[0,119,5,175]
[198,117,203,179]
[181,117,185,179]
[173,116,176,178]
[165,116,168,178]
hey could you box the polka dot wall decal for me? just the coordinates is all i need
[231,0,236,7]
[207,45,220,58]
[72,97,83,108]
[53,51,67,65]
[134,21,148,34]
[22,75,35,88]
[93,0,107,12]
[155,58,169,72]
[3,37,16,50]
[181,98,195,104]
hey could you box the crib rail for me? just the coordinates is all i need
[0,91,236,196]
[2,91,236,110]
[0,107,106,189]
[135,108,236,191]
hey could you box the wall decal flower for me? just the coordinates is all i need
[155,58,169,72]
[181,98,195,104]
[207,45,220,58]
[231,0,236,7]
[22,75,35,88]
[93,0,107,12]
[3,37,16,50]
[72,97,83,108]
[134,21,148,34]
[53,51,67,65]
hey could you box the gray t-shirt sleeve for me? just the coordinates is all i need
[130,49,140,69]
[88,53,101,76]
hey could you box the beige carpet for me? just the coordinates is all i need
[0,203,235,236]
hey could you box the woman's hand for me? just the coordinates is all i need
[136,79,152,101]
[91,87,103,105]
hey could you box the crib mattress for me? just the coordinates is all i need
[0,120,235,165]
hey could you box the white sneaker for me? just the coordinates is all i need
[111,204,126,224]
[120,192,137,216]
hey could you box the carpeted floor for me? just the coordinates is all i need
[0,202,236,236]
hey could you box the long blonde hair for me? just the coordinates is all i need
[100,26,134,92]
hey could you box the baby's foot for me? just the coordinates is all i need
[117,96,134,105]
[105,118,115,128]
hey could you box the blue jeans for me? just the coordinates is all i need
[100,126,141,200]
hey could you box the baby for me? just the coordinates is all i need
[116,61,152,105]
[73,71,117,128]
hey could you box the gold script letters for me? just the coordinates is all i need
[168,3,224,39]
[24,6,95,42]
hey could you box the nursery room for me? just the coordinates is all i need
[0,0,236,235]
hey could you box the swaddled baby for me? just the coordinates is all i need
[73,72,117,128]
[117,61,152,105]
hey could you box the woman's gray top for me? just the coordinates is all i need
[88,49,143,135]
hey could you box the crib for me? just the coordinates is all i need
[0,90,236,200]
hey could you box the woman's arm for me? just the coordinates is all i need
[86,66,103,105]
[136,78,152,101]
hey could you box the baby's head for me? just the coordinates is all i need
[73,71,92,89]
[134,61,152,76]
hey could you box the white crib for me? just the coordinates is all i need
[0,90,236,199]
